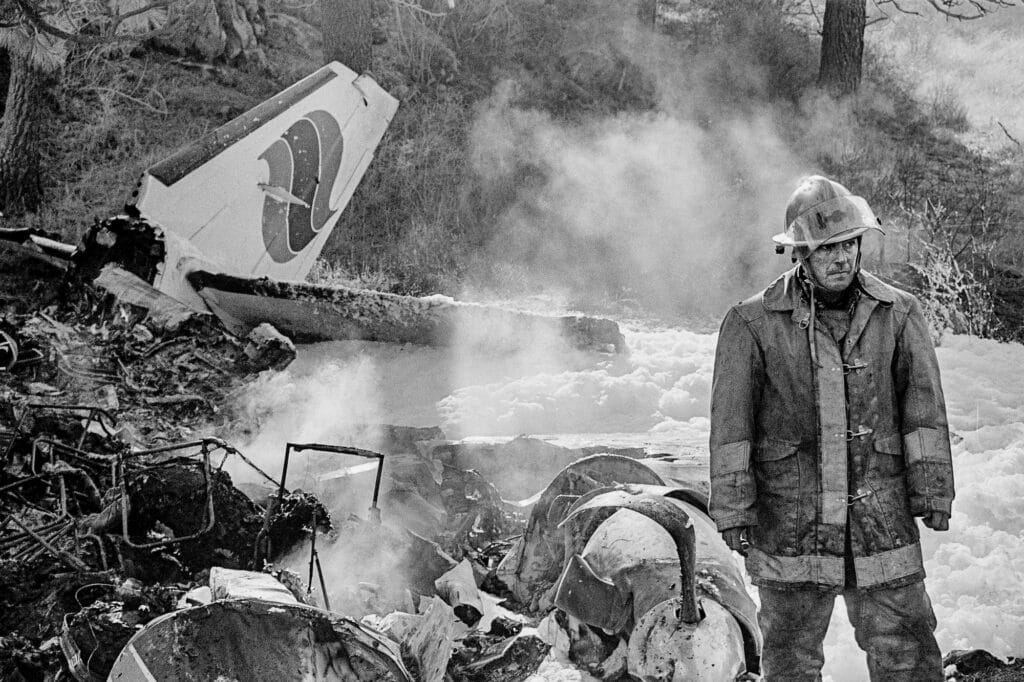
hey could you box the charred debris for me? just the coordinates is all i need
[0,230,644,681]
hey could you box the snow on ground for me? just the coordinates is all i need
[233,324,1024,679]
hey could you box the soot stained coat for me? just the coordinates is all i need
[709,267,954,590]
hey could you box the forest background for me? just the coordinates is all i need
[3,0,1024,341]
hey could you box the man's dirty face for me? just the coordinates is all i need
[807,237,859,293]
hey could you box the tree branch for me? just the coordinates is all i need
[874,0,923,17]
[12,0,171,45]
[114,0,170,21]
[13,0,78,41]
[997,120,1023,150]
[109,0,170,33]
[921,0,1012,20]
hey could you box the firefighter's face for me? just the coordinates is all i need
[807,237,859,292]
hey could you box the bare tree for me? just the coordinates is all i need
[818,0,866,96]
[816,0,1018,97]
[876,0,1017,20]
[0,0,171,213]
[637,0,657,27]
[0,0,267,215]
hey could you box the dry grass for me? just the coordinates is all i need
[11,0,1024,338]
[27,37,313,241]
[872,7,1024,152]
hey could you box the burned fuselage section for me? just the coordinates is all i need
[498,456,763,680]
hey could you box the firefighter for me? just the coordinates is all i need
[709,175,954,680]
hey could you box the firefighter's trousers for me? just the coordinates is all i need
[758,580,942,681]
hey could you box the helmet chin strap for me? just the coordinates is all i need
[796,236,862,370]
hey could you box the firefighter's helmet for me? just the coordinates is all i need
[773,175,884,253]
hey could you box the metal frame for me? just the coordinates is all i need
[114,437,280,551]
[277,443,384,521]
[0,404,116,569]
[115,439,219,550]
[253,442,387,608]
[2,403,117,465]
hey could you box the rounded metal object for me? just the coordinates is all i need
[628,597,746,682]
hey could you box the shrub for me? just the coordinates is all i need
[909,242,998,342]
[926,82,970,133]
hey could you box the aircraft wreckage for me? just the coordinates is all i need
[0,381,761,680]
[0,62,751,681]
[91,450,762,681]
[0,61,623,354]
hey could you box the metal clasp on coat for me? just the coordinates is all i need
[843,361,868,374]
[846,428,873,441]
[848,489,873,505]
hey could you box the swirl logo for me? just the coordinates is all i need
[259,110,345,263]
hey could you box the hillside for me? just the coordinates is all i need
[15,0,1024,339]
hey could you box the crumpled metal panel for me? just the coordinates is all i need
[495,455,664,610]
[107,598,412,681]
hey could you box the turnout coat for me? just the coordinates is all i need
[709,267,954,590]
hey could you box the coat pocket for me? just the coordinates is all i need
[870,433,905,478]
[753,439,802,493]
[755,439,801,462]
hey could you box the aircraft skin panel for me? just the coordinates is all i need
[287,146,379,280]
[132,61,399,289]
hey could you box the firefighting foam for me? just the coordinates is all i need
[224,324,1024,680]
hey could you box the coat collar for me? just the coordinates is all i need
[762,266,894,312]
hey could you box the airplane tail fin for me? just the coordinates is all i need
[129,62,398,305]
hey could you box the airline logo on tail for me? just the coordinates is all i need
[259,109,346,263]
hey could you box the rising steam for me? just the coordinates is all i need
[463,2,815,317]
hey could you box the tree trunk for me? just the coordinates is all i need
[818,0,866,97]
[0,49,48,214]
[321,0,373,73]
[637,0,657,27]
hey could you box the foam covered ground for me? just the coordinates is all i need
[233,327,1024,679]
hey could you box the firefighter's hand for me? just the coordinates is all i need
[921,511,949,531]
[722,527,750,556]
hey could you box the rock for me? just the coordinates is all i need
[266,12,320,60]
[151,0,269,65]
[237,322,295,373]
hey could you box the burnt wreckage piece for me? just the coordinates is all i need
[498,455,763,680]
